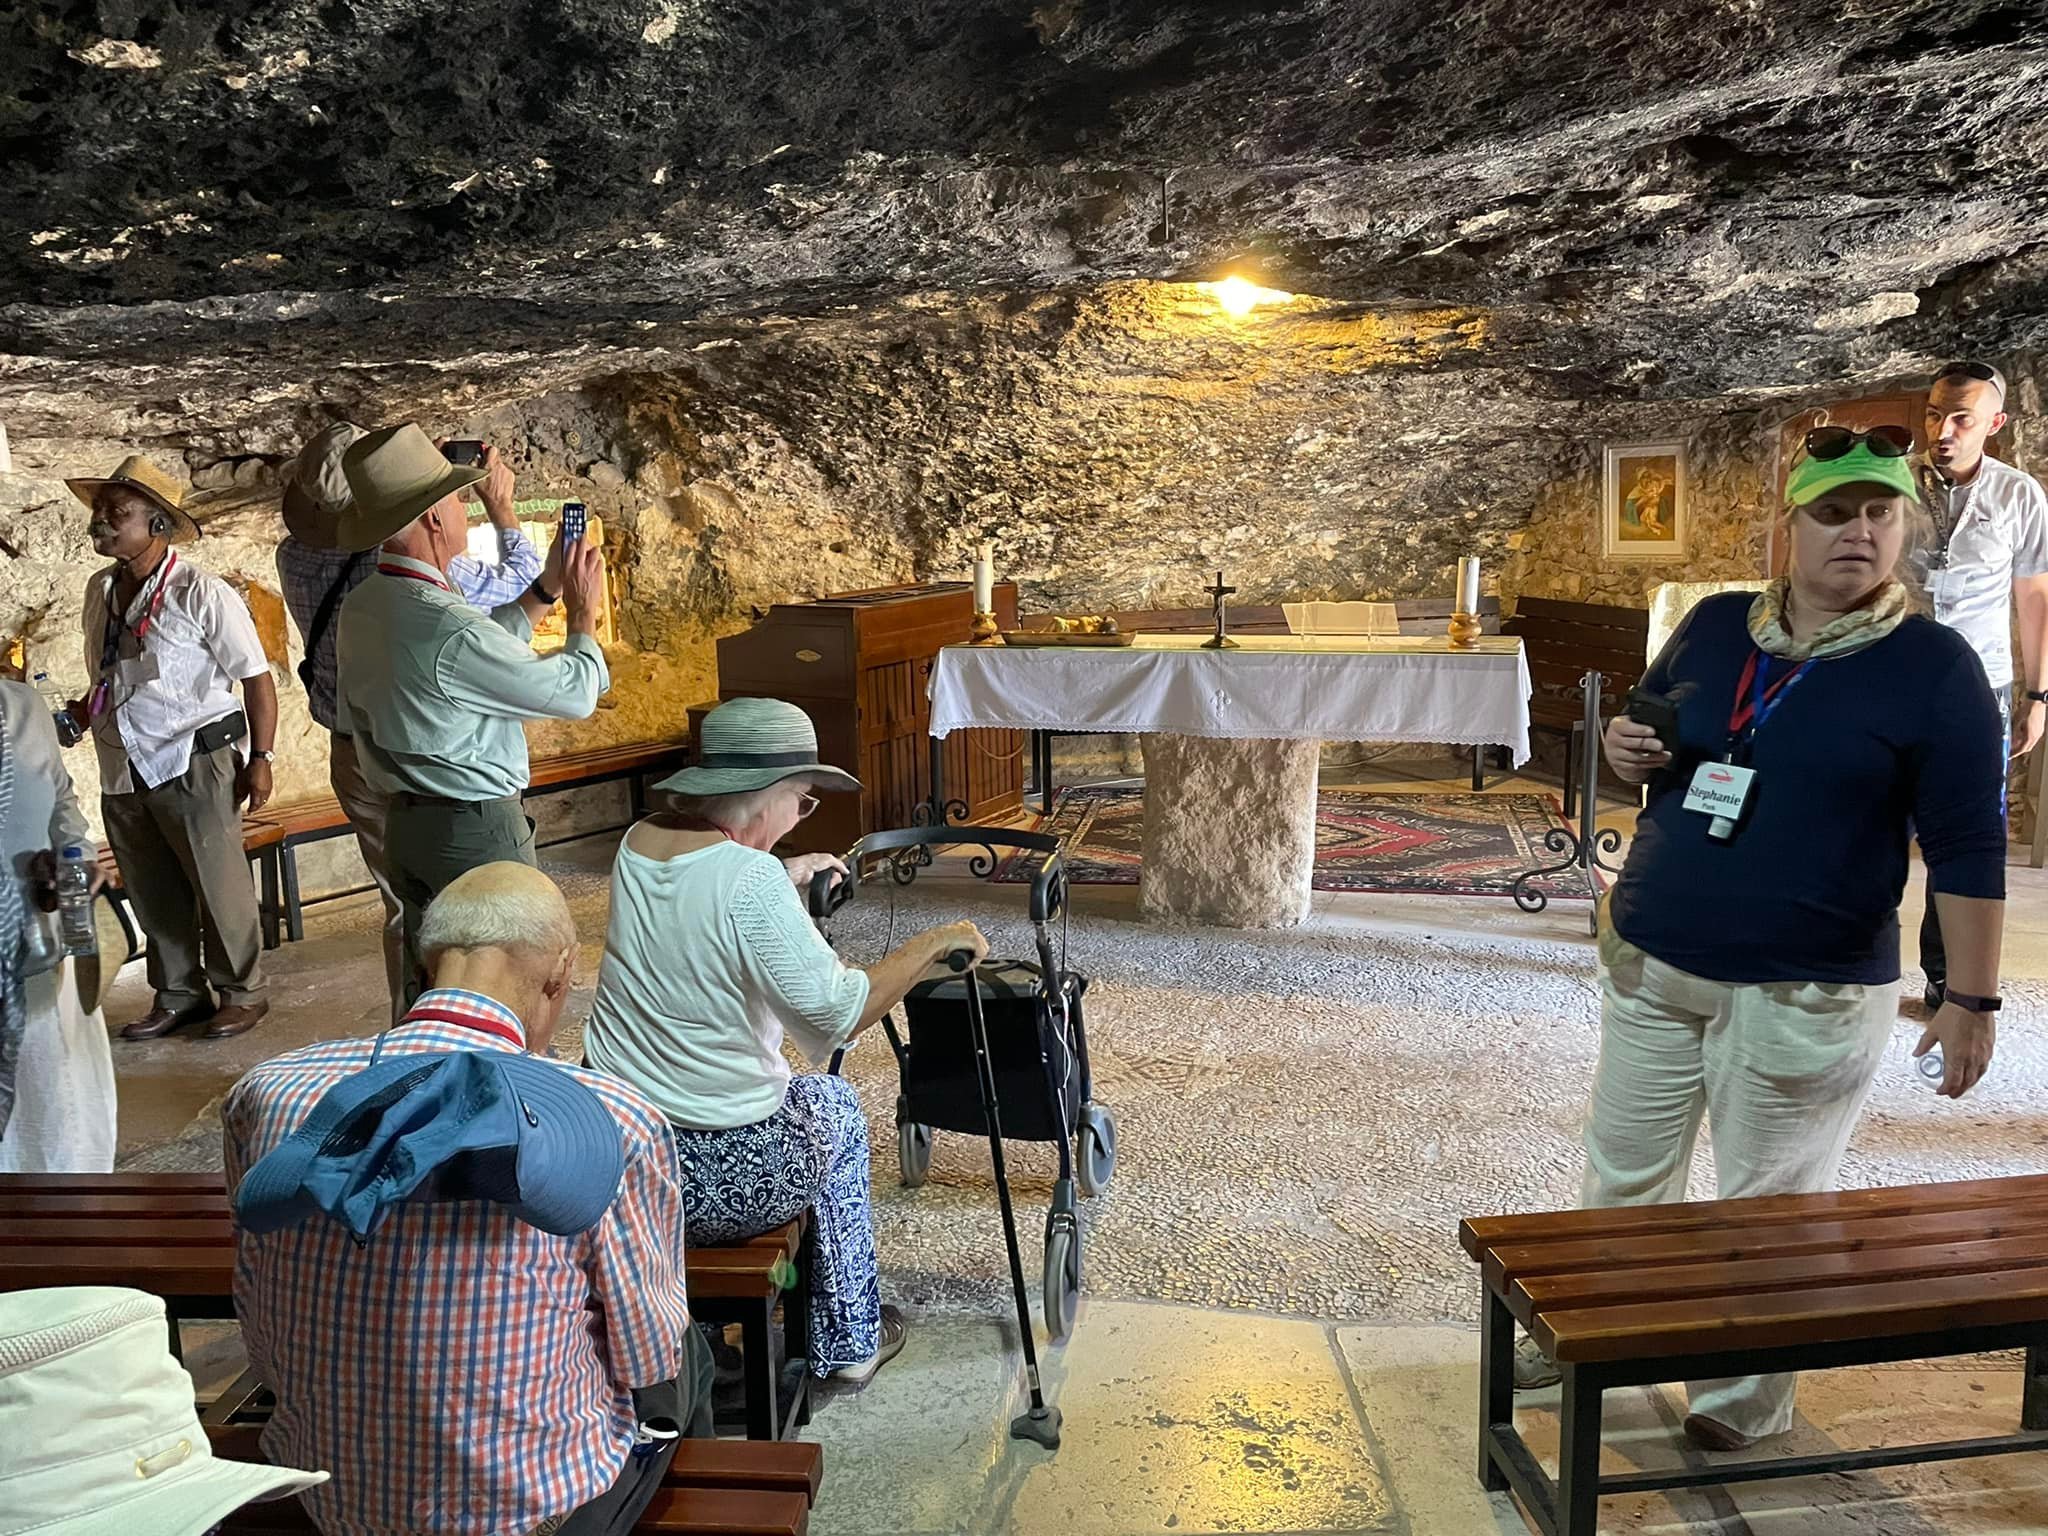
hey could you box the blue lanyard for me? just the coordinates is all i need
[1726,651,1812,756]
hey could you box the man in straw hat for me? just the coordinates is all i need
[278,422,545,1023]
[0,674,117,1171]
[63,455,278,1042]
[224,863,697,1536]
[334,423,607,1005]
[0,1286,327,1535]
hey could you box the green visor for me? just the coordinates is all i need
[1785,442,1922,508]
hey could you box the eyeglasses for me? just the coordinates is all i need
[1803,424,1914,460]
[794,792,820,820]
[1933,359,2007,407]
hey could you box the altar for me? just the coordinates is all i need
[928,633,1533,927]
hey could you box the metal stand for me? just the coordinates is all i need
[1510,669,1624,935]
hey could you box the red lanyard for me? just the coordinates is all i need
[1727,650,1812,739]
[377,561,450,591]
[400,1004,525,1049]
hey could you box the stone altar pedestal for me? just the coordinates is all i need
[1139,733,1321,927]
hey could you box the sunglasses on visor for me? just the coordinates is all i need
[1803,424,1915,460]
[1934,359,2007,406]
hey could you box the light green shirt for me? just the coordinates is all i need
[334,554,607,801]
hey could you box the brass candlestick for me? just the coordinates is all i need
[970,609,1002,645]
[1447,611,1482,648]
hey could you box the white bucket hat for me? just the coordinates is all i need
[0,1288,327,1536]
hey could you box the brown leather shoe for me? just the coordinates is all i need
[120,1004,214,1041]
[1682,1413,1753,1453]
[201,1000,270,1040]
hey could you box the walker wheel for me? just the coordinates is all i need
[1076,1104,1117,1198]
[897,1120,933,1188]
[1043,1221,1081,1342]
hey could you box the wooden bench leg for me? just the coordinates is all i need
[786,1228,815,1430]
[1477,1288,1514,1491]
[1471,744,1485,792]
[280,843,304,944]
[741,1296,779,1440]
[2025,1342,2048,1432]
[1556,1365,1603,1536]
[254,848,281,951]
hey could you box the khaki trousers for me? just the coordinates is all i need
[328,734,406,1027]
[1582,926,1896,1440]
[384,794,535,1009]
[100,743,265,1011]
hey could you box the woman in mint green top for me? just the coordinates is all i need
[585,698,983,1384]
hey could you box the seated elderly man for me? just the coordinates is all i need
[586,697,987,1383]
[224,863,699,1536]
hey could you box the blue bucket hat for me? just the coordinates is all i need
[233,1051,625,1240]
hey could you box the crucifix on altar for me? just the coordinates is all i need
[1201,569,1239,649]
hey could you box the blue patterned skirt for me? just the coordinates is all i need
[670,1074,881,1376]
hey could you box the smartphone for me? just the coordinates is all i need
[443,439,485,467]
[559,501,588,549]
[1623,687,1680,752]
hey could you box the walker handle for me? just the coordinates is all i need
[944,948,978,973]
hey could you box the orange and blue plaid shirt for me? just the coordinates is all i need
[223,989,691,1536]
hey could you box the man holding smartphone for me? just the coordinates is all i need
[278,424,547,1023]
[333,424,607,1007]
[1914,361,2048,1008]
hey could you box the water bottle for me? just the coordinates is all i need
[55,844,97,957]
[1916,1047,1946,1090]
[32,671,82,747]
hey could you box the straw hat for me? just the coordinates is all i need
[657,697,861,797]
[63,456,200,544]
[333,423,484,552]
[281,422,367,549]
[0,1287,326,1536]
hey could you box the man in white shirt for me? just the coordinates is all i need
[64,457,279,1041]
[1915,360,2048,1006]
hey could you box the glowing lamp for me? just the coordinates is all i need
[1204,274,1292,318]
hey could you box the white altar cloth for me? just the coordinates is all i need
[928,634,1533,765]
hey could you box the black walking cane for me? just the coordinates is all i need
[946,945,1063,1449]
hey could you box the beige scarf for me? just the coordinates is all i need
[1746,577,1909,661]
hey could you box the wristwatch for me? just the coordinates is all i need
[1943,988,2001,1014]
[2025,689,2048,704]
[529,577,562,605]
[249,748,275,763]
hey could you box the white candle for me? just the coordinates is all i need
[1457,555,1481,614]
[973,541,994,613]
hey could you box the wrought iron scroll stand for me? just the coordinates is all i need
[1510,670,1625,935]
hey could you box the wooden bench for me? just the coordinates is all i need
[1017,599,1505,809]
[0,1173,809,1442]
[1461,1174,2048,1536]
[253,739,690,941]
[206,1425,819,1536]
[96,818,289,951]
[1501,598,1650,816]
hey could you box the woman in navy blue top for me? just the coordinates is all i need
[1523,435,2008,1453]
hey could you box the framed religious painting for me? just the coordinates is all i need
[1602,441,1688,561]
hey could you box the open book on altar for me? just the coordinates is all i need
[1282,601,1399,636]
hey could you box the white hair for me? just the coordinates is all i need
[665,780,808,826]
[417,878,576,966]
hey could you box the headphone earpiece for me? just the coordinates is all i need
[147,511,172,536]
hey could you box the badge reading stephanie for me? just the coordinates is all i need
[1683,760,1755,841]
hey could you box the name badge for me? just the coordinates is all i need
[117,652,161,686]
[1683,761,1754,821]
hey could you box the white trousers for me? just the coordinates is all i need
[1582,927,1896,1440]
[0,960,116,1173]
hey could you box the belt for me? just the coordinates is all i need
[391,791,520,810]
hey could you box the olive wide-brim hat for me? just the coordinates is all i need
[657,697,861,797]
[334,423,485,552]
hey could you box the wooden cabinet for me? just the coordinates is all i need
[698,581,1023,854]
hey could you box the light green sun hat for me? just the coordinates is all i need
[656,697,861,797]
[1785,440,1922,508]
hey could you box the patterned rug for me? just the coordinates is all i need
[995,786,1597,900]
